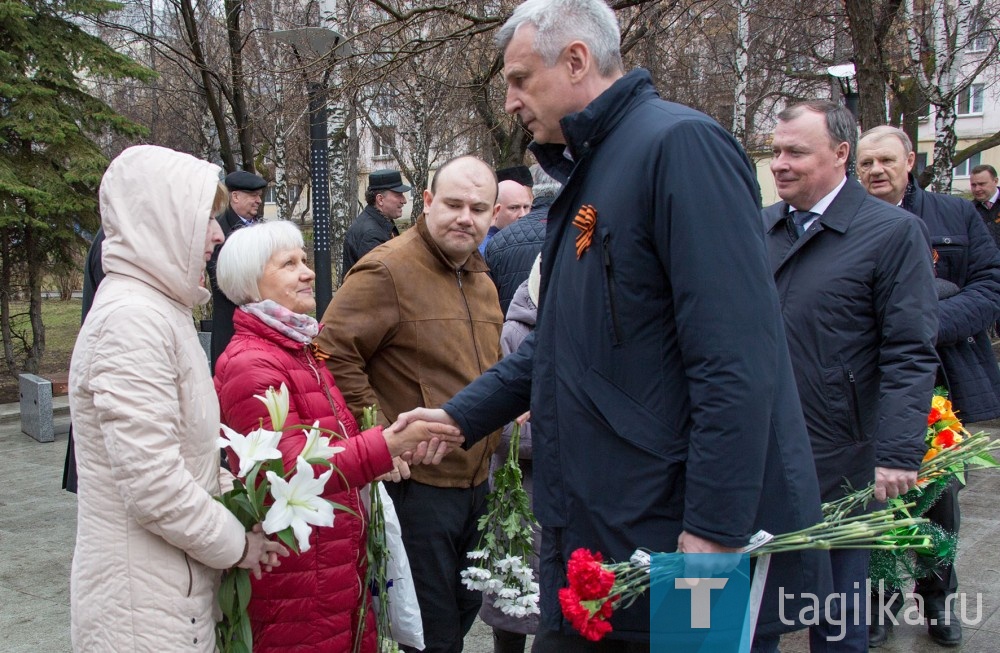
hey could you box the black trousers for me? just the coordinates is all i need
[870,477,961,617]
[914,477,961,608]
[531,629,650,653]
[385,479,488,653]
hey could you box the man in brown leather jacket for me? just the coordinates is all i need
[315,155,503,653]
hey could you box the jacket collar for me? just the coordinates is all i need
[364,204,395,225]
[233,307,306,352]
[765,177,867,236]
[902,173,924,216]
[766,178,870,274]
[530,69,657,183]
[414,215,490,273]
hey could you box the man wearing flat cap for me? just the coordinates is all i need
[207,169,267,370]
[341,169,411,281]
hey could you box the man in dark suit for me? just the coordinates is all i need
[394,1,831,650]
[207,170,267,370]
[971,164,1000,234]
[764,102,939,652]
[857,126,1000,648]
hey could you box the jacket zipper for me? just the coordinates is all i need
[603,233,623,344]
[304,349,349,438]
[846,370,865,443]
[184,553,193,597]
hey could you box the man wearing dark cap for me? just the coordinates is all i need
[207,169,267,370]
[496,164,533,188]
[341,169,411,280]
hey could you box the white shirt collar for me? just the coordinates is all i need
[792,177,847,216]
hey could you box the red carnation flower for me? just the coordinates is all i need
[566,548,616,600]
[559,587,590,629]
[559,586,615,642]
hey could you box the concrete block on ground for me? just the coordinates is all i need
[198,331,211,364]
[19,373,53,443]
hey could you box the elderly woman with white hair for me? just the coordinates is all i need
[213,220,460,652]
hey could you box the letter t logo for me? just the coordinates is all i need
[675,577,729,628]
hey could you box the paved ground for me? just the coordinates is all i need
[1,402,997,652]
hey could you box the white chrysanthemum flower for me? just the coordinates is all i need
[497,587,520,599]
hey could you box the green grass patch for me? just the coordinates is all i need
[0,299,83,404]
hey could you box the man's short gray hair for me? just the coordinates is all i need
[859,125,913,156]
[217,220,306,306]
[495,0,623,77]
[778,100,858,160]
[530,164,562,200]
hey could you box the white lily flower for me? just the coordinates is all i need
[254,383,290,430]
[262,457,334,552]
[299,421,346,461]
[218,424,283,478]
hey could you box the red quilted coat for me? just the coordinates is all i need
[215,309,393,652]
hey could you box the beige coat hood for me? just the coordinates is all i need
[99,144,220,307]
[70,145,245,651]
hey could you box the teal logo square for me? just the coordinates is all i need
[650,553,752,652]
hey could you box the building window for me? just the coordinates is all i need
[373,126,395,159]
[968,14,991,52]
[953,152,982,177]
[956,84,984,115]
[264,186,276,204]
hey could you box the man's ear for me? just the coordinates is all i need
[564,41,591,82]
[423,188,434,208]
[835,141,850,167]
[905,150,916,173]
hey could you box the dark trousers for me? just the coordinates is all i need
[914,478,960,608]
[808,548,870,652]
[531,629,650,653]
[493,628,527,653]
[385,479,488,653]
[871,478,961,617]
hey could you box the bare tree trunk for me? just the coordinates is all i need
[23,225,44,374]
[179,0,237,171]
[223,0,255,170]
[0,227,15,375]
[931,101,958,193]
[844,0,888,130]
[731,0,750,146]
[273,82,289,221]
[328,93,352,285]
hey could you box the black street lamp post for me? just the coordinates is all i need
[271,27,350,318]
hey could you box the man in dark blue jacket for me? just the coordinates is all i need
[764,103,939,652]
[341,169,410,281]
[857,126,1000,648]
[485,165,561,316]
[396,0,830,649]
